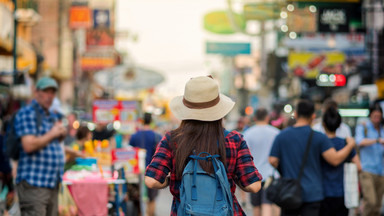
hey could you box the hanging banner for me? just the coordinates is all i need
[69,6,92,29]
[93,9,110,28]
[92,100,138,123]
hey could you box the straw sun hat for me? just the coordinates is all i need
[170,76,235,121]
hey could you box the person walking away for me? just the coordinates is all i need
[269,99,355,216]
[129,112,162,216]
[243,107,280,216]
[145,75,262,216]
[320,107,361,216]
[313,98,352,138]
[14,77,67,216]
[355,104,384,216]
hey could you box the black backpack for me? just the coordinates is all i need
[5,105,42,160]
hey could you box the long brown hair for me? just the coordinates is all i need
[171,119,227,178]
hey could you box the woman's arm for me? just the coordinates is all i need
[242,181,261,193]
[145,175,170,189]
[351,154,362,172]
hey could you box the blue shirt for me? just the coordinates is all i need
[130,130,161,166]
[14,100,64,188]
[322,137,356,197]
[355,121,384,176]
[270,125,333,202]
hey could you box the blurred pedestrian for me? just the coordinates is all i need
[355,104,384,216]
[313,98,352,138]
[320,107,361,216]
[129,112,162,216]
[145,75,262,216]
[269,99,355,216]
[93,123,115,141]
[63,112,78,146]
[64,125,90,171]
[14,77,66,215]
[243,107,280,216]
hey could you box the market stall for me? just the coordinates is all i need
[61,146,146,216]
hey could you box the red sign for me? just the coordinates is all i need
[69,6,92,29]
[86,29,114,47]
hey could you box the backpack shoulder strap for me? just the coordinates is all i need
[297,129,314,181]
[224,129,230,137]
[32,104,43,134]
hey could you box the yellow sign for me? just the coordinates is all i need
[203,11,245,34]
[376,79,384,99]
[288,52,346,79]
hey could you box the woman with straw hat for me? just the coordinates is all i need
[145,75,262,216]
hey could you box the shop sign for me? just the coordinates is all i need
[111,148,142,174]
[318,7,349,32]
[71,0,88,6]
[69,6,92,29]
[288,51,345,79]
[81,51,115,70]
[287,7,317,33]
[316,73,346,87]
[243,3,281,21]
[206,42,251,56]
[283,33,365,49]
[93,9,110,28]
[86,29,114,47]
[92,100,138,123]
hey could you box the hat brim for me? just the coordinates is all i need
[169,94,235,121]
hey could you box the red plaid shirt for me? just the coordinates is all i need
[145,130,262,216]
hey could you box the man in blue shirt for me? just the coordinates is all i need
[130,112,161,216]
[355,105,384,216]
[14,77,67,215]
[269,99,355,216]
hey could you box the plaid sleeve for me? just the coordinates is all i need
[15,107,37,137]
[234,133,262,187]
[145,133,172,183]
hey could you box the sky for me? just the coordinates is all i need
[115,0,252,97]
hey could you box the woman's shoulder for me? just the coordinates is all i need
[224,129,244,145]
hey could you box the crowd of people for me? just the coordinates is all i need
[237,99,384,216]
[0,75,383,216]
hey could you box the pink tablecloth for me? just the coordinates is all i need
[63,171,116,216]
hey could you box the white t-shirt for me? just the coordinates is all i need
[243,124,279,181]
[312,122,352,138]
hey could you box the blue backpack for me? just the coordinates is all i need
[177,151,234,216]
